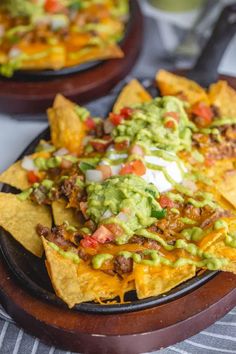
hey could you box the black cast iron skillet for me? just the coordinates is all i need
[0,4,236,314]
[2,1,133,81]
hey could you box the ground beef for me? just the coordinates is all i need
[206,142,236,160]
[38,225,75,250]
[36,224,50,237]
[78,248,89,261]
[129,235,145,244]
[114,255,133,275]
[211,105,220,118]
[183,204,201,219]
[146,239,161,250]
[200,209,232,229]
[59,176,76,198]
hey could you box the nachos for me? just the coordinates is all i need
[0,73,236,308]
[0,0,128,77]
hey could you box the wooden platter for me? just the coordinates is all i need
[0,0,143,115]
[0,253,235,354]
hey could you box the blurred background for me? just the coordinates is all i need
[134,0,236,77]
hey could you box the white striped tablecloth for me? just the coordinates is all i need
[0,306,235,353]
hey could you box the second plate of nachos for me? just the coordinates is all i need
[0,70,236,312]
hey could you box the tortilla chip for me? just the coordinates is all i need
[0,160,29,190]
[19,44,66,70]
[43,238,124,308]
[66,43,123,68]
[208,80,236,118]
[47,106,86,155]
[53,94,75,109]
[113,79,152,113]
[156,69,209,106]
[0,193,51,257]
[204,239,236,274]
[52,199,81,227]
[198,230,223,251]
[134,262,196,299]
[0,152,52,191]
[217,172,236,209]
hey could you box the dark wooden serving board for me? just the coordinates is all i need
[0,0,142,115]
[0,254,235,354]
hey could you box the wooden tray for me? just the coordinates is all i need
[0,255,235,354]
[0,0,143,115]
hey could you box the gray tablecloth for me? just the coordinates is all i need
[0,14,235,354]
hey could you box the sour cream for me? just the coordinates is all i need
[100,148,186,193]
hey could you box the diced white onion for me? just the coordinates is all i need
[101,209,113,219]
[54,147,69,156]
[182,179,197,192]
[103,119,114,134]
[21,156,37,171]
[8,48,22,59]
[85,169,103,182]
[110,165,121,175]
[51,15,69,31]
[117,212,129,222]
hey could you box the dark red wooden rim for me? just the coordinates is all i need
[0,252,235,354]
[0,0,142,115]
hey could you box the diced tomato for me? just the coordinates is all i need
[120,107,134,119]
[85,117,96,130]
[90,139,111,152]
[164,112,179,129]
[80,202,88,219]
[204,157,214,167]
[80,236,98,249]
[164,120,176,129]
[192,102,213,127]
[159,195,174,208]
[119,163,133,175]
[92,225,114,244]
[109,112,123,126]
[44,0,63,12]
[96,165,112,179]
[115,140,129,151]
[129,144,144,156]
[120,160,146,176]
[163,112,180,121]
[27,171,40,184]
[105,223,123,237]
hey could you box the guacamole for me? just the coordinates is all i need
[86,174,163,241]
[112,96,195,152]
[0,0,41,17]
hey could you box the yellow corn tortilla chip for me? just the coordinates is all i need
[198,230,224,251]
[113,79,152,113]
[156,69,209,106]
[66,44,123,68]
[0,152,51,191]
[18,44,66,70]
[208,80,236,118]
[42,238,124,308]
[52,199,81,227]
[0,193,51,257]
[217,172,236,209]
[0,160,30,190]
[53,94,75,109]
[204,239,236,274]
[134,262,196,299]
[47,106,86,155]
